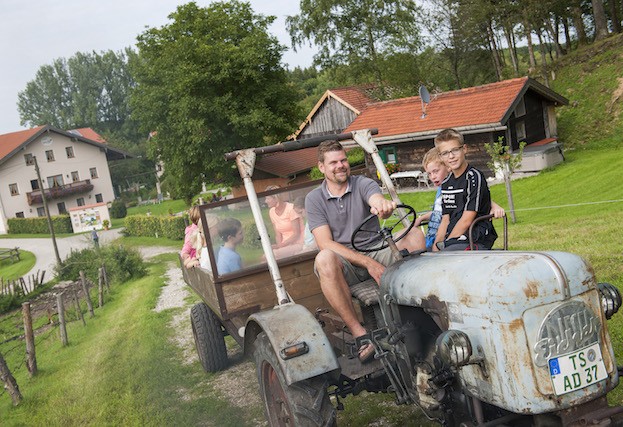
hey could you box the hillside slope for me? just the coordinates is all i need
[549,33,623,150]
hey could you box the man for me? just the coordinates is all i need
[305,140,425,362]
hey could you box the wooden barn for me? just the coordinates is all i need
[343,77,569,178]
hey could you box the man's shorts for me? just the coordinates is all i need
[314,246,395,286]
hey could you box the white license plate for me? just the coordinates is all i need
[548,343,607,395]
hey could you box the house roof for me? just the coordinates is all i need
[254,146,318,178]
[0,125,131,166]
[290,85,374,141]
[344,77,568,142]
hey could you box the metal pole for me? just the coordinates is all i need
[235,150,290,305]
[33,156,62,267]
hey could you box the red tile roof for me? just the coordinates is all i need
[69,128,106,143]
[345,77,532,138]
[0,126,45,162]
[255,146,318,178]
[329,85,374,114]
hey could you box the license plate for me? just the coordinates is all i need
[548,343,607,395]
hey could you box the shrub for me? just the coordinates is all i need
[123,215,185,240]
[241,221,262,249]
[110,200,127,218]
[55,245,146,285]
[8,215,72,234]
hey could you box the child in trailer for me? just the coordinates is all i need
[216,217,244,274]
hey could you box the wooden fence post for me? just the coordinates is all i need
[0,352,22,405]
[56,293,68,346]
[101,264,110,292]
[98,268,104,308]
[21,302,37,376]
[73,288,86,326]
[80,271,95,318]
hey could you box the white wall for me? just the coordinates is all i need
[0,131,116,232]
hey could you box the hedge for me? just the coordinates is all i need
[8,215,73,234]
[124,215,186,240]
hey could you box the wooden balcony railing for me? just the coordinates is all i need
[26,179,94,205]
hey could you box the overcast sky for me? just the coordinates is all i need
[0,0,316,135]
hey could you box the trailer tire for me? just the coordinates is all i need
[253,332,336,427]
[190,303,228,373]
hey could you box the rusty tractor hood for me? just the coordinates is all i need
[381,251,619,414]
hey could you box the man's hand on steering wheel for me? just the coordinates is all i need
[351,204,417,253]
[369,196,396,219]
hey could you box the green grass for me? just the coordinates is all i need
[0,250,35,281]
[116,235,183,250]
[0,254,253,425]
[126,199,188,216]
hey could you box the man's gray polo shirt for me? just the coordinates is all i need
[305,175,381,249]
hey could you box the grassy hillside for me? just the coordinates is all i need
[549,33,623,150]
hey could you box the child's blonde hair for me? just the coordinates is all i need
[422,147,443,170]
[433,128,464,148]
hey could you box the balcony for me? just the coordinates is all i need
[27,179,94,205]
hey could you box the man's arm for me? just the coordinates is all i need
[312,225,385,284]
[414,211,432,226]
[368,193,396,219]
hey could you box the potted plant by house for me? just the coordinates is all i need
[102,220,110,230]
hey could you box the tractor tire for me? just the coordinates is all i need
[253,332,336,427]
[190,302,228,373]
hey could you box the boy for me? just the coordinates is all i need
[216,218,243,274]
[418,147,505,251]
[433,129,497,251]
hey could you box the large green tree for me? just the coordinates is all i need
[131,1,302,201]
[287,0,421,89]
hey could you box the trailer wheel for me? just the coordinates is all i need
[253,332,336,427]
[190,303,228,372]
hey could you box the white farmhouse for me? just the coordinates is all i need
[0,125,130,234]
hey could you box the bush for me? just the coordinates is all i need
[110,200,127,218]
[123,215,185,240]
[241,221,262,249]
[55,245,147,285]
[8,215,72,234]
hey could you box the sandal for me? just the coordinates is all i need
[357,342,375,363]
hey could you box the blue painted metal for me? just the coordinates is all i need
[381,250,619,414]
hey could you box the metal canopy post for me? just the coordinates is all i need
[351,129,410,228]
[234,149,290,305]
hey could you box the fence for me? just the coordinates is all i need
[0,266,109,406]
[1,270,46,297]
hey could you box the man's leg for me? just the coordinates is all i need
[314,249,367,339]
[397,226,426,252]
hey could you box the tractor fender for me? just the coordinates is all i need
[243,303,340,385]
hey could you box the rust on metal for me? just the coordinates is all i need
[523,280,540,299]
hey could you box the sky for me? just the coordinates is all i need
[0,0,316,135]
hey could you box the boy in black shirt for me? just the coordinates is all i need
[433,129,497,251]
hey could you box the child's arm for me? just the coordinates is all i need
[490,201,505,218]
[414,211,432,226]
[433,215,450,251]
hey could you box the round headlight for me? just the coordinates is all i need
[597,282,622,320]
[436,330,472,367]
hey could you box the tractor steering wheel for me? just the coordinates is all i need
[350,204,417,253]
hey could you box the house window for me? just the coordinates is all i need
[379,147,397,164]
[24,153,34,165]
[15,212,25,218]
[95,193,103,203]
[31,179,40,191]
[57,202,67,215]
[66,146,75,158]
[90,167,98,179]
[9,183,19,196]
[516,121,527,141]
[77,197,85,206]
[37,207,46,217]
[71,171,80,182]
[515,98,526,117]
[47,175,64,188]
[46,150,55,162]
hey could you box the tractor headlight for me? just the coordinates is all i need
[597,282,622,320]
[436,330,472,367]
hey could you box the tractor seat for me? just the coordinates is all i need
[350,278,380,306]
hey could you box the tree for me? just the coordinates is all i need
[287,0,421,89]
[591,0,610,39]
[131,1,302,201]
[484,138,526,223]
